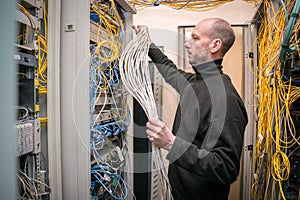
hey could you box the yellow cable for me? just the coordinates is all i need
[253,1,300,199]
[128,0,237,12]
[95,40,119,63]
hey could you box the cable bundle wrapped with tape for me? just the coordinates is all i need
[119,28,172,200]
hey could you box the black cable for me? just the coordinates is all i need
[176,0,193,10]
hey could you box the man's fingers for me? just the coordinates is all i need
[149,118,165,129]
[146,129,157,137]
[132,25,147,33]
[146,121,164,134]
[147,136,154,142]
[132,25,140,34]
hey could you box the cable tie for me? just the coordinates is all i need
[290,12,299,18]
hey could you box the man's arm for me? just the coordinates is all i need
[148,43,194,94]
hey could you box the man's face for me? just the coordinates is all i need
[184,21,212,65]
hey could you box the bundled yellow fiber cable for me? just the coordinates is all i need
[129,0,233,11]
[128,0,261,12]
[252,0,300,199]
[91,0,123,45]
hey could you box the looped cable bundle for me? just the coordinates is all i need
[119,28,172,200]
[119,28,157,119]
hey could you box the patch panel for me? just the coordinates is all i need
[91,144,125,169]
[16,120,34,156]
[96,96,114,106]
[93,111,115,124]
[15,119,40,156]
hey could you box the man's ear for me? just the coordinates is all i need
[210,39,222,54]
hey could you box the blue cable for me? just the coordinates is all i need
[89,41,130,199]
[91,168,128,200]
[282,73,300,83]
[90,142,128,200]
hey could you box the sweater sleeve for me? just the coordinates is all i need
[148,43,194,94]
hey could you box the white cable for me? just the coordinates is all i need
[93,89,107,127]
[119,28,173,200]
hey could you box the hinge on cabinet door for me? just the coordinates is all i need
[248,52,254,58]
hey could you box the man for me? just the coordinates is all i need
[133,18,248,200]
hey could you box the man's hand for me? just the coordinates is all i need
[132,25,152,44]
[146,118,175,151]
[132,25,147,34]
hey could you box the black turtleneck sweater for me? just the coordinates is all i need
[148,43,248,200]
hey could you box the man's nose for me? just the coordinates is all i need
[184,40,190,48]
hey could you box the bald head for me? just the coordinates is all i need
[196,18,235,56]
[185,18,236,64]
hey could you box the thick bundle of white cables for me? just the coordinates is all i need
[119,28,157,119]
[119,28,172,200]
